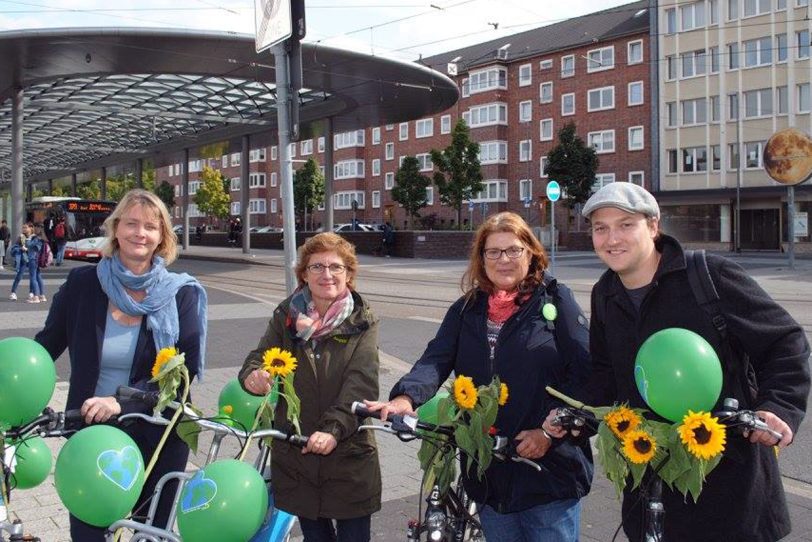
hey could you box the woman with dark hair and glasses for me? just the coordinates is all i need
[365,211,592,541]
[239,232,381,542]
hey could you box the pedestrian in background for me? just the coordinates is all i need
[0,218,9,270]
[9,222,31,301]
[32,222,48,303]
[381,222,394,258]
[53,216,67,266]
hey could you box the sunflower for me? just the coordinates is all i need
[678,411,727,460]
[262,347,298,378]
[453,375,478,410]
[621,430,657,464]
[498,383,509,406]
[604,406,641,439]
[152,347,179,378]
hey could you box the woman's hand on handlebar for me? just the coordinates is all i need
[542,409,567,438]
[244,368,273,395]
[80,396,122,424]
[749,410,793,448]
[303,431,337,455]
[515,429,552,460]
[362,395,416,421]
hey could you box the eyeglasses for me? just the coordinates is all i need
[483,246,525,260]
[306,263,347,274]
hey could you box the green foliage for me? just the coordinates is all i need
[194,166,231,220]
[76,179,101,200]
[293,158,325,223]
[154,180,176,211]
[176,404,204,454]
[392,156,431,228]
[430,119,483,227]
[545,122,599,207]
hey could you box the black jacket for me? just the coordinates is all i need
[586,235,810,542]
[391,277,593,513]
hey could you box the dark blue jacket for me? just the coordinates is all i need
[390,277,593,513]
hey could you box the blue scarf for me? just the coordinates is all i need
[96,254,208,380]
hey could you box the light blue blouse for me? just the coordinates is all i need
[95,311,139,397]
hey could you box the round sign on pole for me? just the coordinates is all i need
[523,197,531,208]
[546,180,561,202]
[468,201,474,212]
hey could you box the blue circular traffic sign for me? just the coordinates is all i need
[546,180,561,202]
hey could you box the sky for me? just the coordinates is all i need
[0,0,634,63]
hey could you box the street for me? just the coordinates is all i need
[1,249,812,541]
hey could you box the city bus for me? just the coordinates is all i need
[25,196,116,260]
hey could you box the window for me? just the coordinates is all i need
[519,179,533,201]
[519,100,532,122]
[727,43,740,69]
[681,1,707,30]
[461,78,470,97]
[270,199,278,214]
[778,0,787,8]
[592,173,615,192]
[372,127,381,144]
[416,118,434,138]
[742,0,770,17]
[318,137,325,153]
[681,49,708,77]
[425,186,434,205]
[334,130,365,149]
[744,88,773,117]
[561,93,575,116]
[288,143,296,158]
[399,123,408,141]
[271,146,278,160]
[683,146,708,172]
[372,190,381,208]
[416,153,434,172]
[219,156,227,169]
[468,67,508,93]
[540,156,550,177]
[539,59,552,70]
[799,83,811,112]
[465,103,508,127]
[300,140,313,156]
[479,141,508,164]
[743,37,772,67]
[667,149,678,173]
[798,30,810,59]
[248,173,266,188]
[188,159,201,173]
[231,152,241,167]
[728,92,740,120]
[587,46,614,72]
[665,8,677,33]
[188,180,200,195]
[712,145,722,171]
[539,81,553,103]
[385,124,394,131]
[271,172,277,187]
[666,55,678,80]
[230,177,240,191]
[666,102,677,127]
[384,172,395,190]
[777,34,788,63]
[372,159,381,176]
[230,201,240,215]
[727,0,738,20]
[628,81,644,106]
[519,63,532,86]
[249,198,266,214]
[472,180,508,202]
[385,142,395,160]
[561,55,575,78]
[709,0,719,24]
[441,115,452,134]
[334,160,365,179]
[682,98,708,125]
[249,148,267,162]
[629,171,644,185]
[519,140,532,162]
[587,86,615,111]
[628,40,643,65]
[710,95,721,122]
[540,119,553,141]
[744,141,765,168]
[588,130,615,153]
[628,127,644,150]
[334,191,365,210]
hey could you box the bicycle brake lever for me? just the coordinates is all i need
[511,456,542,472]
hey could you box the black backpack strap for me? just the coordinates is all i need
[684,250,727,341]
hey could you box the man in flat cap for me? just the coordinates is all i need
[544,182,809,542]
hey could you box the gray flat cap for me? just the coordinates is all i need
[582,182,660,219]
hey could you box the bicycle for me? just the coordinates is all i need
[106,386,309,542]
[350,401,541,542]
[550,397,785,542]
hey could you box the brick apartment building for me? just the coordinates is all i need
[157,1,653,232]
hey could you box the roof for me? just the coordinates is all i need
[0,28,459,182]
[421,0,650,73]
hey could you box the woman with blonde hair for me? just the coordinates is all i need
[366,212,592,541]
[36,188,208,541]
[240,232,381,542]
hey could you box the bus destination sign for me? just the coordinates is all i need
[67,201,115,213]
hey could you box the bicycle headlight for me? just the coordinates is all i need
[426,508,446,541]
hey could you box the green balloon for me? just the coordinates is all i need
[0,337,56,427]
[55,425,145,527]
[10,436,52,489]
[634,328,723,423]
[218,378,276,430]
[177,459,268,542]
[417,390,454,425]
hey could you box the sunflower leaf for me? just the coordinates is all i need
[176,411,202,454]
[596,422,628,498]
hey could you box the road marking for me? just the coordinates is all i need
[784,477,812,500]
[408,316,443,324]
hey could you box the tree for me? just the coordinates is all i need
[545,122,599,208]
[430,119,483,228]
[76,179,101,200]
[154,180,176,211]
[293,158,325,230]
[194,166,231,224]
[392,156,431,228]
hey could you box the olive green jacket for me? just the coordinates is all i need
[239,290,381,520]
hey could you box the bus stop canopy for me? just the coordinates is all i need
[0,27,459,183]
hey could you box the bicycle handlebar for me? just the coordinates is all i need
[4,407,112,441]
[115,386,309,447]
[713,398,784,442]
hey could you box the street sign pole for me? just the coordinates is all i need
[546,181,561,276]
[274,43,297,294]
